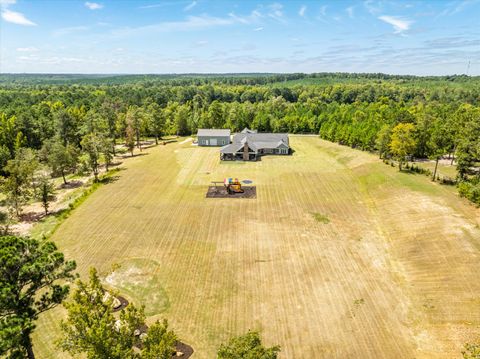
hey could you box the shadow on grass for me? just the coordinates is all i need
[99,175,120,185]
[119,152,149,159]
[109,161,123,167]
[58,180,84,190]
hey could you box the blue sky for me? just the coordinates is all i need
[1,0,479,75]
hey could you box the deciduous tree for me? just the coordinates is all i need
[81,133,106,181]
[217,331,280,359]
[389,123,416,171]
[59,268,178,359]
[2,148,38,217]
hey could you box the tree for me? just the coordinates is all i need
[59,268,178,359]
[42,138,79,184]
[146,102,165,145]
[101,139,114,171]
[428,121,450,181]
[125,106,143,150]
[0,113,24,160]
[174,104,191,136]
[375,124,392,159]
[389,123,416,171]
[217,331,280,359]
[455,106,480,179]
[36,173,55,215]
[101,99,122,156]
[0,236,76,359]
[141,320,177,359]
[2,148,38,217]
[125,117,136,156]
[81,133,106,181]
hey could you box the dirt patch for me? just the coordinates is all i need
[104,259,170,316]
[19,211,45,223]
[206,186,256,199]
[174,341,194,358]
[58,180,84,190]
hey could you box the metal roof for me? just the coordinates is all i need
[233,132,289,146]
[220,143,244,154]
[197,129,231,137]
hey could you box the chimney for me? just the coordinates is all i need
[243,142,249,161]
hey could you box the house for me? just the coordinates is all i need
[197,129,231,146]
[220,128,289,161]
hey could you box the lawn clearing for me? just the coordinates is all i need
[33,136,480,358]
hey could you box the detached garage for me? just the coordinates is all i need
[197,129,231,146]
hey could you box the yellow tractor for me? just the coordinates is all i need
[224,178,244,194]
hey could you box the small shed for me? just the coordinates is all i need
[197,129,231,146]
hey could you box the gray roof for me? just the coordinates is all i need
[241,128,257,134]
[197,129,231,137]
[222,131,289,154]
[233,133,289,146]
[220,143,244,154]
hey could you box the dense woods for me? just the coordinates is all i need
[0,73,479,207]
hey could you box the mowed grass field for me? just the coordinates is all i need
[34,136,480,358]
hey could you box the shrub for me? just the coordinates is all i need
[217,331,280,359]
[458,179,480,206]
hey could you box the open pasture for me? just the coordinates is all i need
[34,136,480,358]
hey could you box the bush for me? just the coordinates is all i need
[217,331,280,359]
[458,179,480,206]
[440,176,457,185]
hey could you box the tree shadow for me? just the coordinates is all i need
[119,152,149,159]
[58,180,84,190]
[19,211,45,223]
[99,175,120,184]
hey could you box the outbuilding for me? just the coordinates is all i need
[197,129,231,146]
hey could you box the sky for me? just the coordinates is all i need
[0,0,479,75]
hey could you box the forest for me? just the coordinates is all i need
[0,72,479,211]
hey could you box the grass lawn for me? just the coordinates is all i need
[33,136,480,358]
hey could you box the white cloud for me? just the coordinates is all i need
[111,15,239,37]
[378,15,412,33]
[299,5,306,17]
[346,6,354,18]
[184,1,196,11]
[1,9,36,25]
[85,2,103,10]
[253,26,264,31]
[53,25,89,37]
[16,46,38,52]
[268,3,284,21]
[0,0,16,7]
[228,10,261,25]
[438,0,477,17]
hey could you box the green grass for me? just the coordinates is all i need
[30,168,122,240]
[312,212,330,224]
